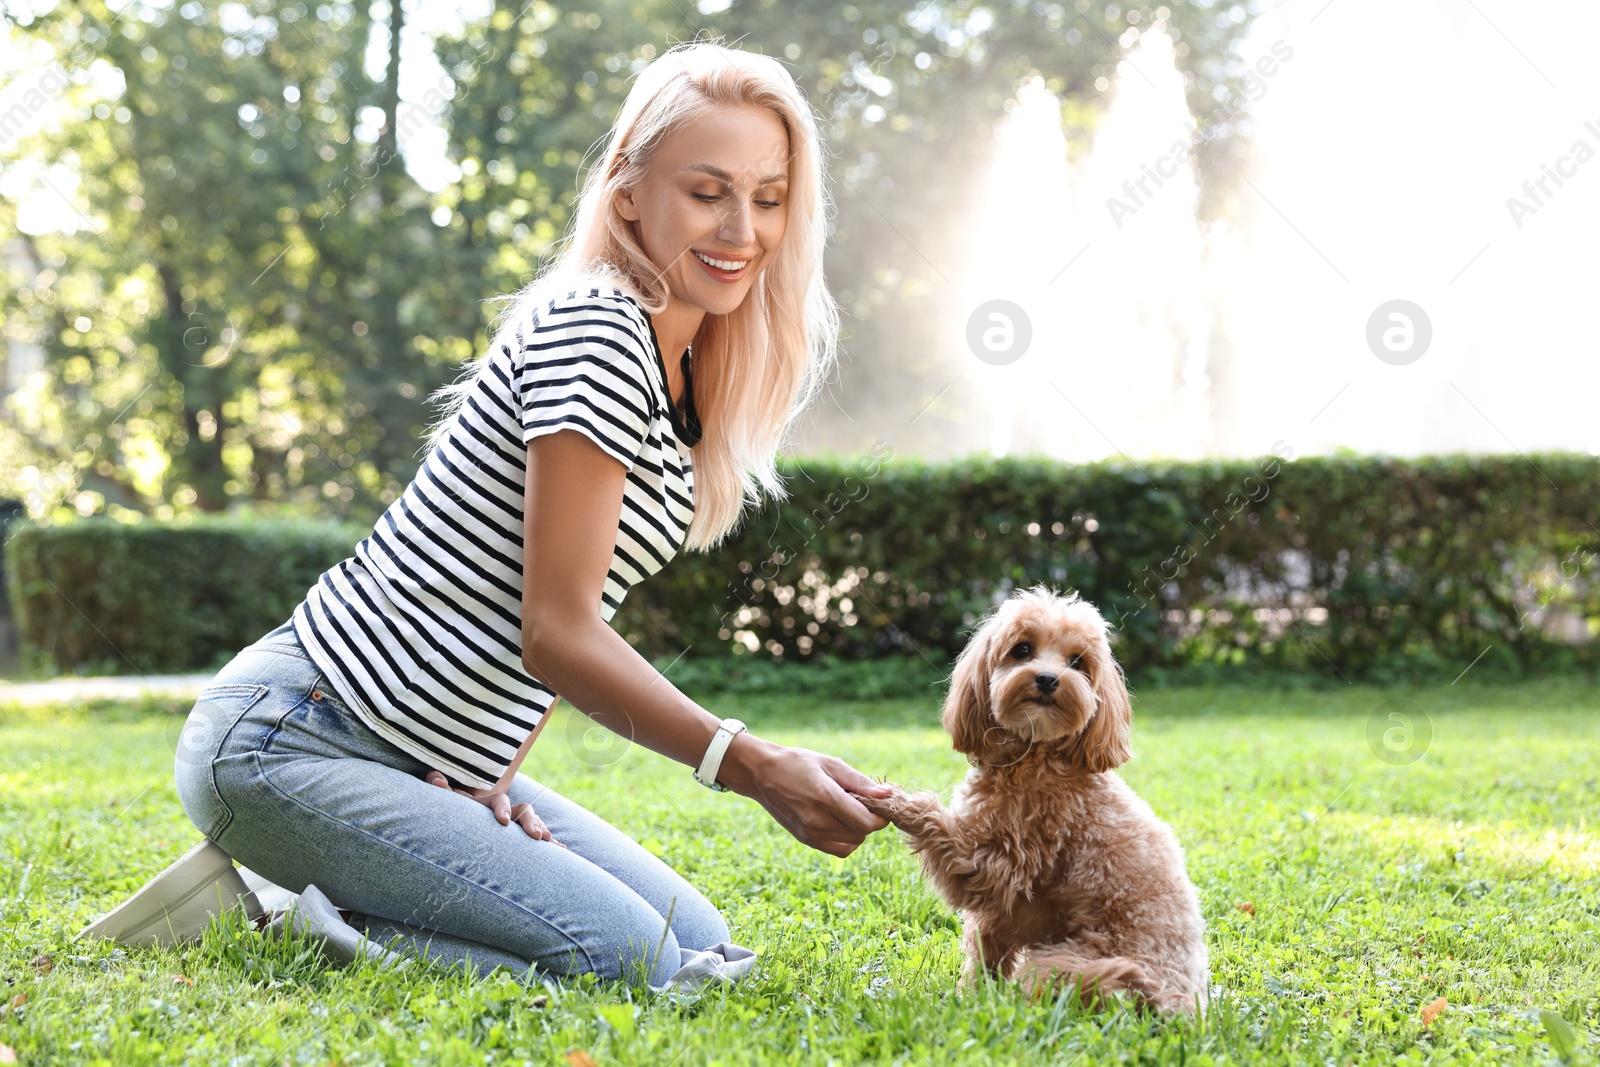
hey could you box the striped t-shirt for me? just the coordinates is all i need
[292,285,700,789]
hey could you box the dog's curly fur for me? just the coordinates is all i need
[858,584,1209,1015]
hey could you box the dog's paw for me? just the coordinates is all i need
[855,786,906,820]
[858,786,941,829]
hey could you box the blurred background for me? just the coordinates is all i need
[2,0,1596,677]
[6,0,1595,525]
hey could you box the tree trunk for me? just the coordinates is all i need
[157,259,229,511]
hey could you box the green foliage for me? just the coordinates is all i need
[613,449,1600,684]
[8,451,1599,683]
[1,0,1262,521]
[658,652,951,703]
[2,0,477,520]
[4,515,365,673]
[1,681,1596,1064]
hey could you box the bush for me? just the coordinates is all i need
[658,652,952,702]
[611,449,1600,684]
[5,515,366,674]
[9,451,1600,683]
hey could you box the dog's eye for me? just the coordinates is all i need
[1009,642,1031,659]
[1067,653,1083,670]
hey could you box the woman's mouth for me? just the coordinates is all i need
[692,249,751,282]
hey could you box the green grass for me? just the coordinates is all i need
[2,680,1597,1065]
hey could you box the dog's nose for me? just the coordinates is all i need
[1034,672,1058,694]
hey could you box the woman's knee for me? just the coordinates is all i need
[665,888,730,952]
[588,907,683,987]
[614,893,730,986]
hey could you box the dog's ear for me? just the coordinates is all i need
[1070,643,1134,772]
[942,622,996,758]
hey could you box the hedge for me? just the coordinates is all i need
[5,515,367,674]
[8,451,1599,682]
[616,449,1600,684]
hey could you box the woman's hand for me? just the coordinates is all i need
[424,770,567,847]
[718,735,896,859]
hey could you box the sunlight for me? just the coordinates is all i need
[958,27,1211,462]
[1215,0,1600,458]
[950,75,1075,459]
[1057,22,1212,462]
[955,2,1600,462]
[1318,810,1600,881]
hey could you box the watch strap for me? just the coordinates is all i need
[694,717,747,792]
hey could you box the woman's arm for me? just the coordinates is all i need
[519,429,893,857]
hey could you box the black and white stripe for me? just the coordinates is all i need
[293,287,698,789]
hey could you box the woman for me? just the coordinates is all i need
[92,40,895,988]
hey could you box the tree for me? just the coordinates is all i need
[0,0,1261,522]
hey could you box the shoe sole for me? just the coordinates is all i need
[76,839,263,948]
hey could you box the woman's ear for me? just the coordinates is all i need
[1069,640,1134,772]
[942,623,996,758]
[615,186,639,221]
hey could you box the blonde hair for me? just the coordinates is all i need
[425,39,840,553]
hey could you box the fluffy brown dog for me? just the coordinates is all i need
[858,584,1209,1015]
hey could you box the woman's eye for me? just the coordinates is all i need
[693,193,783,208]
[1009,642,1031,659]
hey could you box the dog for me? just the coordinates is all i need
[858,584,1209,1015]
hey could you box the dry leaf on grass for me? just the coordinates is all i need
[1421,996,1448,1028]
[564,1051,598,1067]
[1234,902,1256,915]
[29,956,51,975]
[172,975,194,987]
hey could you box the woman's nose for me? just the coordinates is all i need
[716,199,756,245]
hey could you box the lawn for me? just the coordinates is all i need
[1,678,1596,1065]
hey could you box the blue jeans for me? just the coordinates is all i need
[172,619,729,986]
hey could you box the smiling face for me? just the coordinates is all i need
[615,103,792,317]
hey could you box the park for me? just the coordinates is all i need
[2,0,1597,1064]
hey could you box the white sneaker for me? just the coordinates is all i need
[236,863,298,915]
[76,839,263,948]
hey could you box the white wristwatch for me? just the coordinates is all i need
[693,717,747,792]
